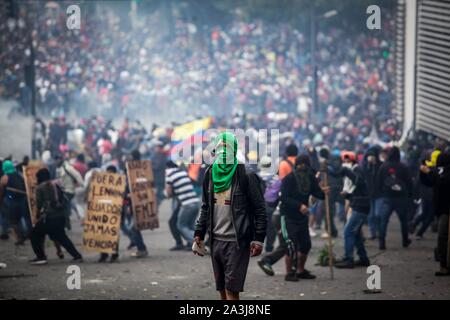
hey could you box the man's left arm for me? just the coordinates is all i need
[247,173,267,246]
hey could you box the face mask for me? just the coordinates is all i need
[215,143,235,165]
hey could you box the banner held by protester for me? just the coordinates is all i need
[126,160,159,230]
[83,171,126,254]
[23,162,44,226]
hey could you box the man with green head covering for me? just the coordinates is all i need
[0,160,31,245]
[194,131,267,300]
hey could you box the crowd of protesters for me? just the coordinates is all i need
[1,111,449,279]
[2,3,397,137]
[1,3,449,299]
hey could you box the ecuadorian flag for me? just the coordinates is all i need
[170,117,212,161]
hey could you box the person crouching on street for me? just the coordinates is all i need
[193,132,267,300]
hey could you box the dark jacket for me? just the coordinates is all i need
[420,152,450,216]
[280,168,325,221]
[36,181,68,219]
[341,166,371,214]
[362,146,382,199]
[375,147,413,198]
[194,164,267,246]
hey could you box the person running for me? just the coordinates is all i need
[29,168,83,265]
[257,144,297,276]
[193,132,266,300]
[280,155,326,281]
[165,161,200,250]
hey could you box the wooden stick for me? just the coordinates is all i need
[447,215,450,268]
[322,170,334,280]
[6,187,27,195]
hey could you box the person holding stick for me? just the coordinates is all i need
[280,154,327,282]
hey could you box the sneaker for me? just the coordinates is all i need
[131,250,148,258]
[169,244,185,251]
[29,258,48,265]
[334,259,354,269]
[296,270,316,279]
[257,260,275,276]
[127,242,136,250]
[285,272,299,282]
[403,238,412,248]
[309,228,317,237]
[57,251,65,260]
[98,253,108,263]
[320,232,330,239]
[184,243,194,251]
[110,254,119,263]
[368,235,377,241]
[355,259,371,267]
[435,268,450,276]
[415,235,423,240]
[72,256,84,263]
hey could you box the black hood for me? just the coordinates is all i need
[364,146,381,160]
[437,152,450,168]
[387,147,401,162]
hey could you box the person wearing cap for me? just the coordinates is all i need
[258,155,278,252]
[194,132,266,300]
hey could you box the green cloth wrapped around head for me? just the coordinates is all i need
[2,160,16,175]
[212,132,238,193]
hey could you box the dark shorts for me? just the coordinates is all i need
[285,217,311,254]
[211,240,250,293]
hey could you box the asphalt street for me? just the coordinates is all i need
[1,199,449,300]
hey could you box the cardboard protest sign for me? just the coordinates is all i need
[23,163,44,226]
[83,172,126,254]
[126,160,159,230]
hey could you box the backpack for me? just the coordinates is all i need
[264,179,281,205]
[262,158,294,205]
[50,181,70,211]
